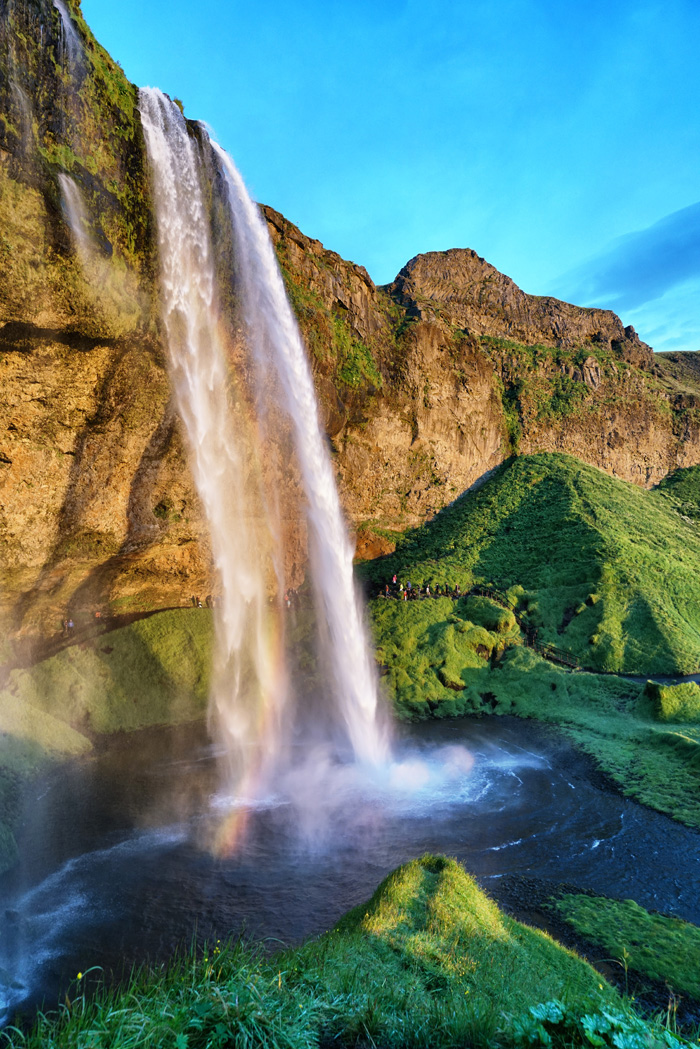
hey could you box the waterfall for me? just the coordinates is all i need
[58,173,93,265]
[53,0,83,73]
[139,88,289,795]
[212,144,388,767]
[139,87,388,813]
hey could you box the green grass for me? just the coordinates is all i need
[363,452,700,828]
[291,855,616,1047]
[372,595,519,718]
[370,602,700,828]
[555,894,700,1001]
[645,681,700,723]
[4,856,623,1049]
[361,453,700,675]
[657,465,700,519]
[1,609,212,738]
[0,609,214,873]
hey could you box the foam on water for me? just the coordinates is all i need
[0,827,186,1024]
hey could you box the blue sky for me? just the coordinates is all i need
[82,0,700,352]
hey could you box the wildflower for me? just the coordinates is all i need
[77,973,83,981]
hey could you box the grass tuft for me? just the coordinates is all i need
[5,856,623,1049]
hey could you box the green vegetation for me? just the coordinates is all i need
[333,314,382,388]
[511,998,693,1049]
[479,336,618,373]
[371,602,700,828]
[6,856,627,1049]
[362,453,700,675]
[555,894,700,1001]
[3,609,212,736]
[0,609,213,873]
[0,0,153,335]
[480,339,610,450]
[657,465,700,520]
[373,595,519,718]
[360,454,700,827]
[646,681,700,723]
[276,257,383,391]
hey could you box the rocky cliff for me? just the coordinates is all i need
[388,249,653,367]
[1,0,700,642]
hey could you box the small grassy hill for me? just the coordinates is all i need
[361,452,700,675]
[14,855,628,1049]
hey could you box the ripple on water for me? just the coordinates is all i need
[2,715,700,1025]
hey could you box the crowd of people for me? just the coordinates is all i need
[377,575,463,601]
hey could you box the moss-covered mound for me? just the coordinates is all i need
[373,594,519,718]
[305,854,615,1042]
[363,452,700,675]
[14,856,624,1049]
[645,680,700,723]
[0,607,212,873]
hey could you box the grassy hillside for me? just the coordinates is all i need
[555,892,700,1002]
[13,855,632,1049]
[363,454,700,829]
[362,453,700,675]
[370,603,700,829]
[0,608,213,873]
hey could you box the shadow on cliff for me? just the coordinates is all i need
[63,396,182,615]
[0,320,114,354]
[12,336,179,634]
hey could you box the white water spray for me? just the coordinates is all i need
[53,0,83,72]
[139,88,290,789]
[212,144,388,767]
[139,87,388,807]
[58,172,93,265]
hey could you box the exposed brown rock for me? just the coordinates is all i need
[387,249,654,368]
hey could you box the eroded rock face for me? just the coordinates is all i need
[388,249,654,368]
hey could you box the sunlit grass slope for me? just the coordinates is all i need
[367,520,700,828]
[12,856,621,1049]
[0,608,212,873]
[362,453,700,675]
[292,855,615,1046]
[555,893,700,1001]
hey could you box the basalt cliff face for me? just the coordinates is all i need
[1,0,700,640]
[389,249,653,367]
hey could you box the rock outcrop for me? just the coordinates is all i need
[388,249,653,368]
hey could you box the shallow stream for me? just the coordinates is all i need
[1,715,698,1023]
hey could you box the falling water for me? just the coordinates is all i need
[139,88,289,797]
[212,144,388,767]
[139,87,387,815]
[53,0,83,72]
[58,173,93,265]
